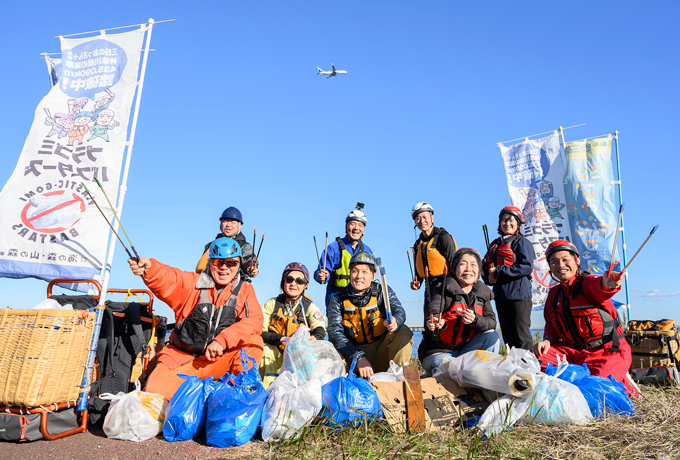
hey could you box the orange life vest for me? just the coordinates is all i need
[268,294,312,349]
[340,284,387,345]
[415,228,455,278]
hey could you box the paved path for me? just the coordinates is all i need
[4,427,269,460]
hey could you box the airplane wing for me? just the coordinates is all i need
[331,64,336,71]
[326,74,333,79]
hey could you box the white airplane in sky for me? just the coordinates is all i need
[316,64,347,79]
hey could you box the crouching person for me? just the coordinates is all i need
[260,263,326,388]
[530,240,637,396]
[128,237,264,401]
[419,248,500,375]
[327,251,413,378]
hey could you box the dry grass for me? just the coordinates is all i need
[256,385,680,460]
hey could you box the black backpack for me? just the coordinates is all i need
[50,295,155,426]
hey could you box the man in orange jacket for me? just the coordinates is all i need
[128,237,264,401]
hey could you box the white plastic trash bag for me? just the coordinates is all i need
[101,381,167,442]
[31,298,73,310]
[435,348,540,397]
[521,372,592,425]
[280,326,345,386]
[369,360,405,382]
[477,388,536,437]
[261,371,322,442]
[478,365,593,437]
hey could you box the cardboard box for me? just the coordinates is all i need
[371,373,491,432]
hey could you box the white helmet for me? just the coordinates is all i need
[411,202,434,220]
[346,209,367,226]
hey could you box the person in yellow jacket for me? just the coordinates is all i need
[259,262,326,388]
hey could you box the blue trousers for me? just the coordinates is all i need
[421,329,500,375]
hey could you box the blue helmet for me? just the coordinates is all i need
[208,237,242,260]
[219,206,243,224]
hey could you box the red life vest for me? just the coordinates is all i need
[436,294,484,348]
[548,273,625,352]
[484,234,520,269]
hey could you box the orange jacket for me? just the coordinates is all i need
[142,258,263,368]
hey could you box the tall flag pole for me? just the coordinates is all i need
[612,131,631,321]
[76,19,159,411]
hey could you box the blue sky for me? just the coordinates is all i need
[0,2,678,327]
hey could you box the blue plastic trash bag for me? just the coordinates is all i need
[163,374,218,442]
[574,375,635,416]
[546,361,634,416]
[320,358,383,427]
[206,349,267,447]
[545,362,591,382]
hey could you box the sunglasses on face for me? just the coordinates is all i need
[284,276,307,286]
[209,259,239,268]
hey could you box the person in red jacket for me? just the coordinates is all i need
[530,239,637,397]
[128,237,264,401]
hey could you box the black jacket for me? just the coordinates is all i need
[481,235,534,301]
[418,277,496,360]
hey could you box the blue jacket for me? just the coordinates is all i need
[482,235,535,301]
[313,236,373,307]
[327,282,405,362]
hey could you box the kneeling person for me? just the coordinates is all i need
[419,248,500,375]
[327,251,413,378]
[530,240,636,396]
[128,237,264,401]
[260,263,326,388]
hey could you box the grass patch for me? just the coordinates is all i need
[257,386,680,460]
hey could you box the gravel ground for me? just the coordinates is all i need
[3,427,269,460]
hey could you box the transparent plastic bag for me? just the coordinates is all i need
[521,371,593,425]
[101,381,167,442]
[435,348,539,397]
[477,390,535,437]
[478,366,593,436]
[261,371,323,442]
[280,326,345,386]
[31,298,72,310]
[369,360,405,382]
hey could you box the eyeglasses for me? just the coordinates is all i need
[284,276,307,286]
[209,259,239,268]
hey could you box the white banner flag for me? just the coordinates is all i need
[0,28,146,289]
[499,133,574,309]
[45,55,61,87]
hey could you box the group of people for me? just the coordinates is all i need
[127,201,635,401]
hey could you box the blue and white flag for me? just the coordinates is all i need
[0,28,146,290]
[564,136,618,275]
[499,133,573,310]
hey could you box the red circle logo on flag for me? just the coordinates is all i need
[20,190,86,234]
[533,255,559,289]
